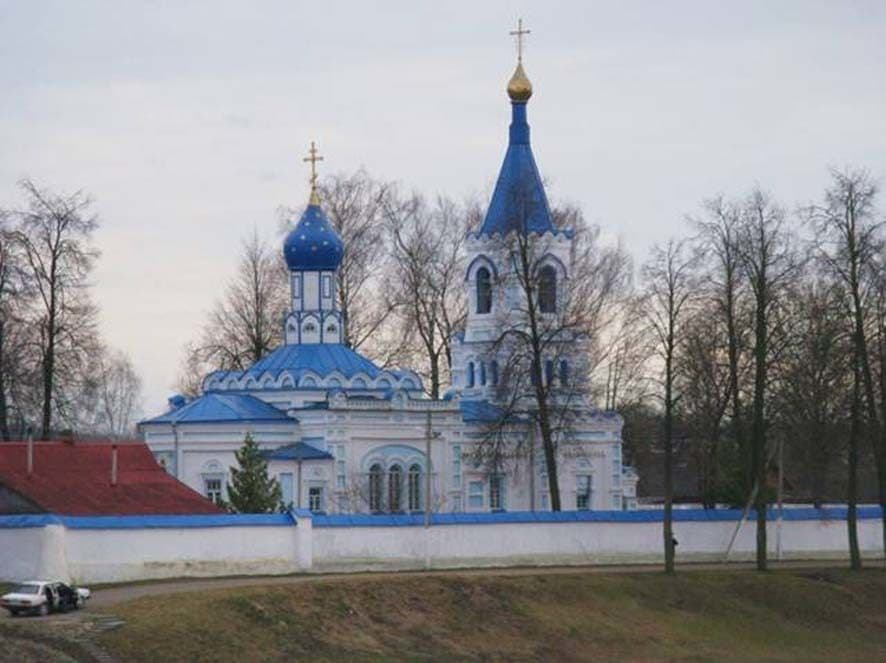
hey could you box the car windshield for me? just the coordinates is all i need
[10,583,41,595]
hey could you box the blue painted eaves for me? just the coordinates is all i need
[141,393,292,425]
[460,399,524,424]
[262,442,334,461]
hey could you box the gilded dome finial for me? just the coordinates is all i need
[302,141,324,205]
[507,18,533,102]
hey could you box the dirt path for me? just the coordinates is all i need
[84,558,885,608]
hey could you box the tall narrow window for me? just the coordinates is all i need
[309,486,324,512]
[576,475,592,511]
[479,362,487,386]
[369,463,384,512]
[490,360,499,386]
[388,464,403,512]
[335,445,346,490]
[452,445,462,489]
[476,267,492,314]
[204,478,222,504]
[279,472,294,506]
[408,464,422,511]
[467,362,475,388]
[538,265,557,313]
[559,360,569,386]
[489,475,504,511]
[545,359,554,385]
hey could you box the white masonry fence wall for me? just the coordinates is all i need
[0,508,881,584]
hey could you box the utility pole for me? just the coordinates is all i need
[425,409,432,528]
[528,422,536,511]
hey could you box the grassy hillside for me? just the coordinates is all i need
[98,568,886,662]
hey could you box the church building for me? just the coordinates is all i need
[140,38,638,514]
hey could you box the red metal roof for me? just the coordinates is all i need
[0,441,223,515]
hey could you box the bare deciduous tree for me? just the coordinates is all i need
[676,306,732,509]
[0,210,36,439]
[316,171,396,354]
[93,348,143,439]
[179,229,287,394]
[641,239,698,574]
[385,192,471,397]
[738,188,798,572]
[12,179,100,439]
[807,167,885,560]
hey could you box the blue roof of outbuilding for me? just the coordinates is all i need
[239,343,381,380]
[262,442,333,461]
[141,393,292,425]
[478,101,559,237]
[283,203,344,271]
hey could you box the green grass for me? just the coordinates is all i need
[97,569,886,662]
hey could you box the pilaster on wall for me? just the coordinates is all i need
[293,509,313,570]
[39,523,71,581]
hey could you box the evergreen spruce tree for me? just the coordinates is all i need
[225,433,283,513]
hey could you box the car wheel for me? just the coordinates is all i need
[38,603,49,617]
[9,609,19,617]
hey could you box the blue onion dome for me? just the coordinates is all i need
[283,201,344,271]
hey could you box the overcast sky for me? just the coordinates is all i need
[1,1,884,417]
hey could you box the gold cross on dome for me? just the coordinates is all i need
[303,141,324,191]
[509,18,530,63]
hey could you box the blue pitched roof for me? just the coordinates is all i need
[142,393,292,425]
[459,399,523,424]
[478,101,557,237]
[283,203,344,271]
[262,442,333,461]
[238,343,382,381]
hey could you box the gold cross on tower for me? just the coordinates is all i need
[303,141,324,204]
[509,18,530,63]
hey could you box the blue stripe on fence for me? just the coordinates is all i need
[311,506,884,528]
[0,507,881,530]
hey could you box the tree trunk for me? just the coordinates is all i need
[848,352,862,571]
[41,335,54,440]
[664,348,675,574]
[0,323,9,441]
[752,272,768,572]
[429,355,440,400]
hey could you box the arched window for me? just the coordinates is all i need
[545,360,554,385]
[388,465,403,512]
[476,267,492,314]
[369,463,384,512]
[408,464,422,511]
[538,265,557,313]
[559,360,569,386]
[479,362,487,386]
[490,360,499,386]
[467,362,475,388]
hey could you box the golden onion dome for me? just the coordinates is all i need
[507,62,533,102]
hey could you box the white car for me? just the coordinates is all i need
[1,580,91,617]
